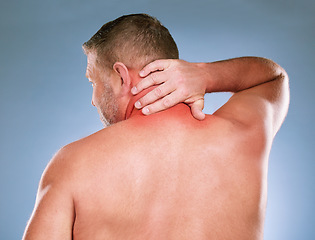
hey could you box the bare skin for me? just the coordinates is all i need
[23,56,289,240]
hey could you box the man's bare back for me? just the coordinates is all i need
[23,14,289,240]
[64,103,266,239]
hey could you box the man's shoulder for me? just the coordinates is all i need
[63,124,122,151]
[40,130,111,191]
[57,122,130,162]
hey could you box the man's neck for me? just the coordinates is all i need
[123,70,194,121]
[125,86,157,120]
[124,86,195,122]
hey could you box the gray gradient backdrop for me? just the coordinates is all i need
[0,0,314,239]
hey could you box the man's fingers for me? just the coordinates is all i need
[132,60,171,95]
[135,82,175,109]
[190,99,205,121]
[139,59,169,78]
[132,72,166,95]
[141,92,181,115]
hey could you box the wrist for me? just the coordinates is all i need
[197,62,213,93]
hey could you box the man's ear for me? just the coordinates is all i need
[113,62,131,96]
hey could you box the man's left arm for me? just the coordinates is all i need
[23,147,75,240]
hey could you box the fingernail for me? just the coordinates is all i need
[135,101,141,108]
[142,107,149,115]
[131,86,137,94]
[139,70,144,77]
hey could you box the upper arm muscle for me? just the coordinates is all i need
[23,148,75,240]
[213,74,289,138]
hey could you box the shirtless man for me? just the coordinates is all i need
[23,14,289,239]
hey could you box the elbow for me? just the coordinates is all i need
[272,62,290,102]
[276,68,290,132]
[272,59,289,83]
[279,66,289,84]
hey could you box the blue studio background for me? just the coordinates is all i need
[0,0,314,239]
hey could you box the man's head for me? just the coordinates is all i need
[83,14,179,127]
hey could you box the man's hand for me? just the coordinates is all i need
[131,59,207,120]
